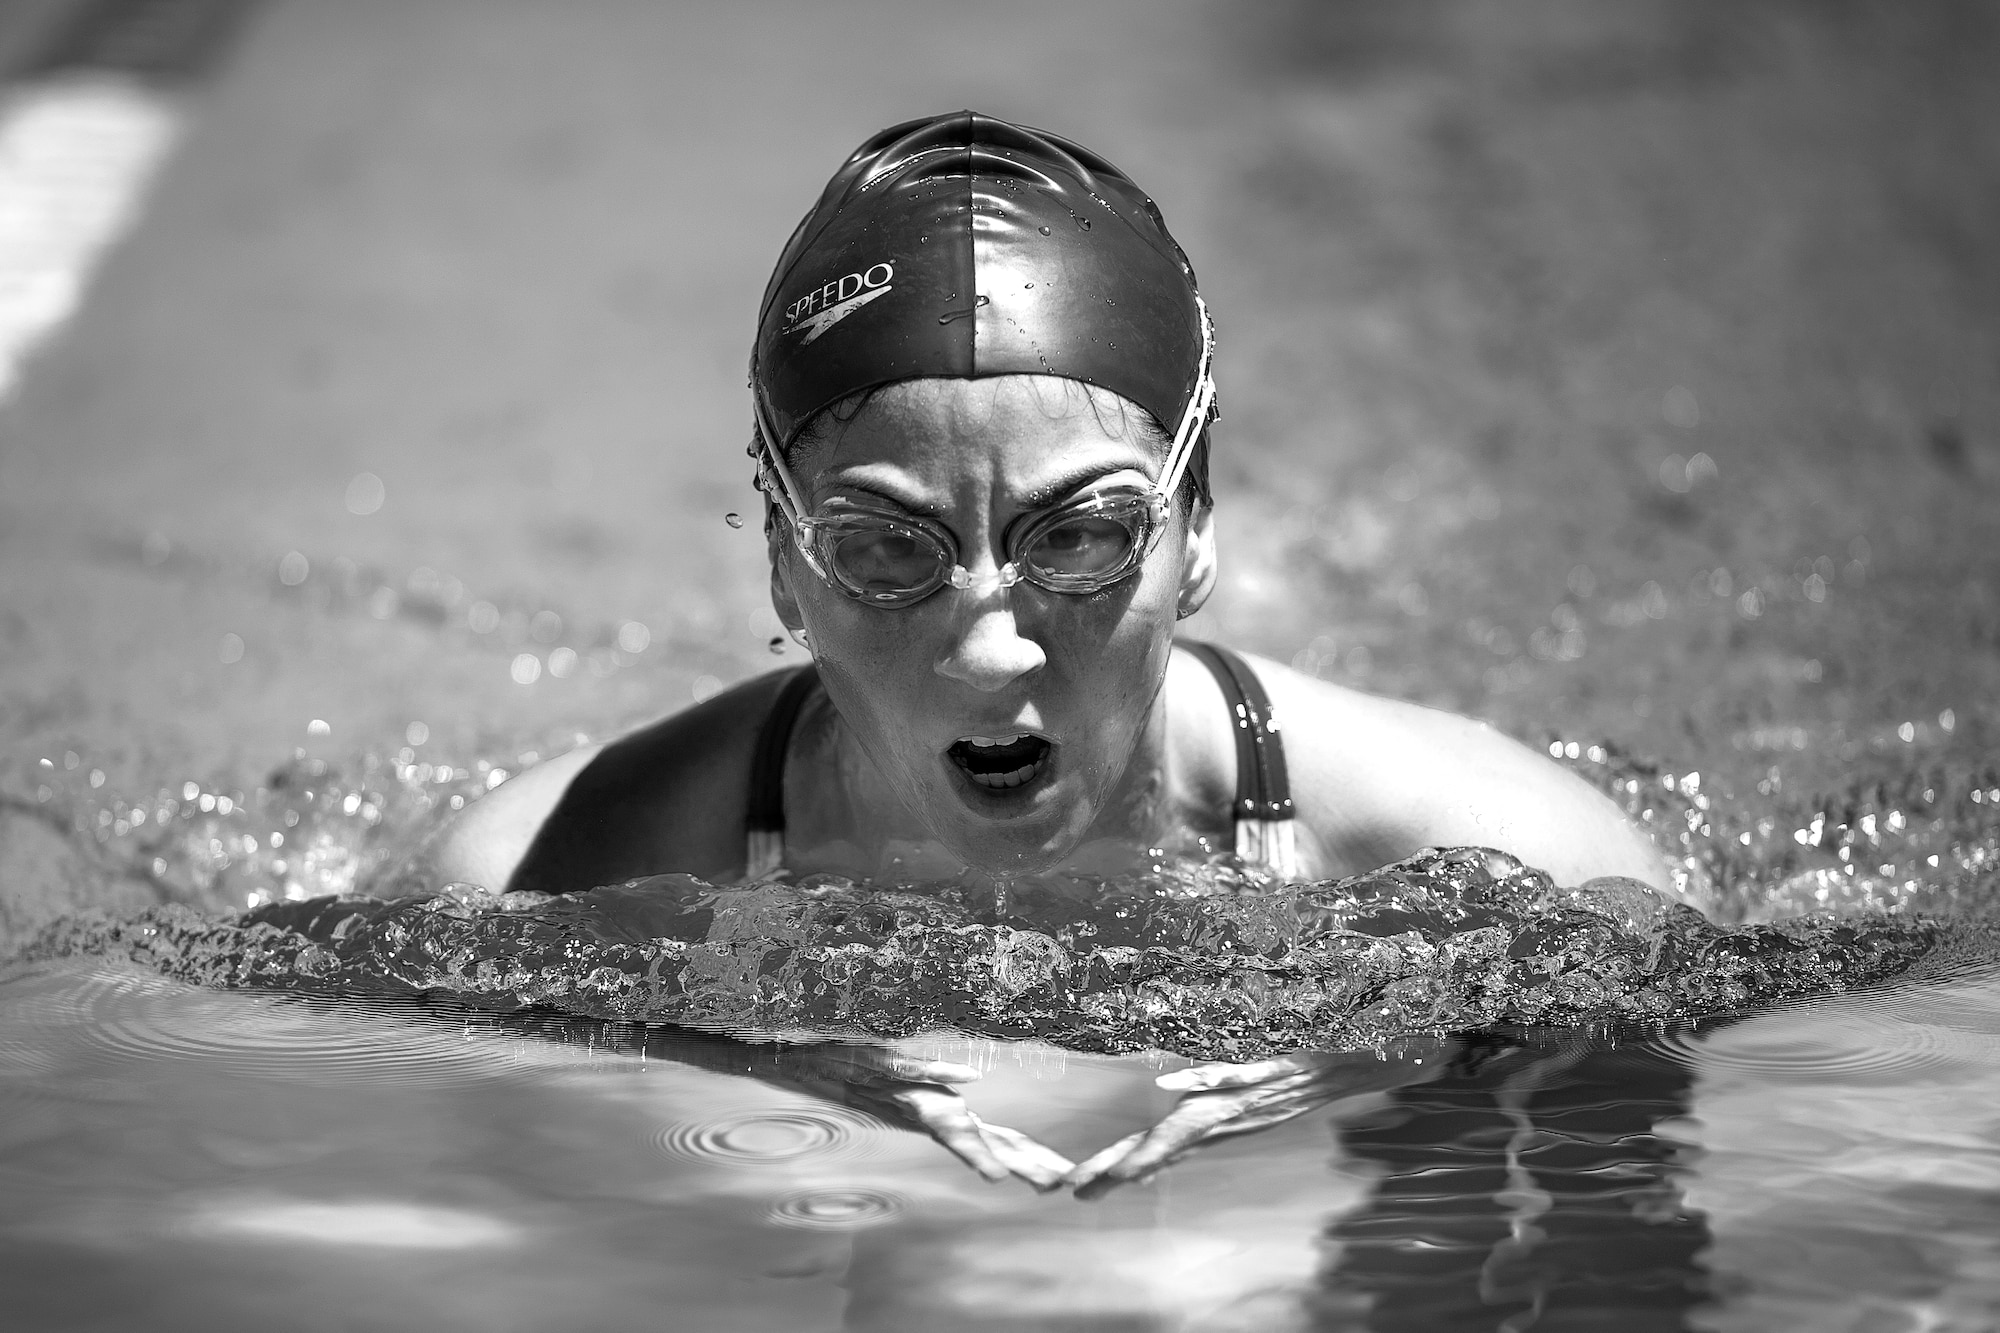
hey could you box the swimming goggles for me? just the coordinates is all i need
[751,297,1216,608]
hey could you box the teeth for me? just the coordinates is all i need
[963,733,1030,749]
[967,763,1039,789]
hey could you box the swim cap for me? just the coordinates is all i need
[751,111,1214,496]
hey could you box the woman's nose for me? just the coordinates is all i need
[934,597,1046,692]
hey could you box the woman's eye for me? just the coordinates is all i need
[832,529,941,587]
[1028,517,1132,573]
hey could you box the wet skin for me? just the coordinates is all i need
[434,373,1672,896]
[426,374,1677,1193]
[767,374,1217,876]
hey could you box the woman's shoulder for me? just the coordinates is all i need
[1225,651,1670,891]
[427,667,810,892]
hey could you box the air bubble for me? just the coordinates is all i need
[768,637,786,654]
[724,512,744,529]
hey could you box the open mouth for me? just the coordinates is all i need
[946,733,1053,791]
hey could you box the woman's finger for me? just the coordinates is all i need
[1063,1130,1148,1191]
[896,1087,1012,1181]
[971,1117,1075,1191]
[1071,1088,1308,1199]
[1097,1096,1243,1179]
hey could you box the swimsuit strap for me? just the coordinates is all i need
[743,663,821,880]
[1179,640,1301,878]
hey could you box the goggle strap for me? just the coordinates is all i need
[1155,295,1217,510]
[750,384,809,531]
[751,384,837,582]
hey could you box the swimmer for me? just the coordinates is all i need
[430,111,1673,1193]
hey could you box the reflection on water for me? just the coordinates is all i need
[4,956,2000,1328]
[1328,1033,1710,1331]
[3,950,2000,1328]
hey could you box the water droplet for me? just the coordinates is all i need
[768,637,786,654]
[1038,225,1051,236]
[1076,216,1092,231]
[938,298,984,327]
[724,512,744,529]
[1023,282,1034,289]
[345,472,386,517]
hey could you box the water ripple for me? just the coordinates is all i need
[1655,1011,1975,1085]
[653,1106,884,1167]
[0,965,524,1089]
[767,1187,905,1230]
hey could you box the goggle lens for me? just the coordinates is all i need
[821,522,952,604]
[802,489,1161,606]
[1012,493,1157,591]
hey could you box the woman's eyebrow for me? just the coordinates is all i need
[816,476,943,517]
[1020,463,1150,509]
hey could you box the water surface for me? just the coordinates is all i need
[4,2,1999,1329]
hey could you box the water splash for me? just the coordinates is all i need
[21,847,1980,1062]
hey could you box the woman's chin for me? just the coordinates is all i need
[896,754,1109,875]
[926,788,1089,876]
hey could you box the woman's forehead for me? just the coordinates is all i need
[811,375,1163,498]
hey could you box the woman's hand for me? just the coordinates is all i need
[1064,1040,1456,1199]
[767,1043,1076,1190]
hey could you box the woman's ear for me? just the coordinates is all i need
[1176,502,1218,620]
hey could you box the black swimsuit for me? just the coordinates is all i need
[742,640,1296,879]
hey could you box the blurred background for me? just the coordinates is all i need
[1,0,1996,935]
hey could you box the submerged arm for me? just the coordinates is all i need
[640,1027,1073,1190]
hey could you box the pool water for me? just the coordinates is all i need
[4,2,2000,1330]
[5,954,2000,1330]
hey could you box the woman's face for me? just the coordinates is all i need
[770,375,1215,873]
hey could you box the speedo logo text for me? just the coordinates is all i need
[785,261,894,344]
